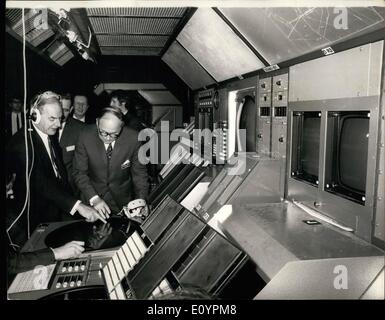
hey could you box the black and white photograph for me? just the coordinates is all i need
[3,0,385,306]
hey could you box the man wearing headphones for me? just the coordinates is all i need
[6,91,106,247]
[73,107,149,218]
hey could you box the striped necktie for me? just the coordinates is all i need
[106,143,113,161]
[48,136,62,180]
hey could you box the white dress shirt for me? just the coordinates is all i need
[11,112,22,135]
[33,124,80,215]
[73,114,85,122]
[58,121,66,141]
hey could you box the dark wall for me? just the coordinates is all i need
[5,33,67,104]
[63,55,194,118]
[5,33,194,121]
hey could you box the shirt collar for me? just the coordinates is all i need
[32,123,49,142]
[73,114,85,122]
[104,140,116,148]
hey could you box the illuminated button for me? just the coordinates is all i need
[74,266,79,272]
[103,267,114,292]
[107,261,119,286]
[61,267,67,273]
[77,280,82,287]
[63,282,68,288]
[152,287,161,297]
[56,283,62,289]
[80,265,85,271]
[132,232,147,255]
[113,256,125,280]
[115,284,125,300]
[70,281,75,287]
[122,243,136,267]
[127,237,141,261]
[159,279,171,292]
[109,291,118,300]
[68,266,73,272]
[117,250,131,273]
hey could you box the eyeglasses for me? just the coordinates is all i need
[97,126,121,139]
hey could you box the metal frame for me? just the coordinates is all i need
[286,96,381,242]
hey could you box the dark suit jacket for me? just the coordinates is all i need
[123,112,145,132]
[6,126,78,246]
[73,125,149,213]
[71,110,97,125]
[59,117,85,193]
[5,111,25,141]
[8,245,55,276]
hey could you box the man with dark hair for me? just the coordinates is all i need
[73,106,149,216]
[109,90,145,132]
[6,91,106,247]
[5,96,24,141]
[58,93,85,194]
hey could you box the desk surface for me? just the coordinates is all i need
[220,201,384,282]
[255,256,384,299]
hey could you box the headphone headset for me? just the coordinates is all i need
[30,91,61,124]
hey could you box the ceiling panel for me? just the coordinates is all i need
[86,7,186,17]
[162,41,216,90]
[89,17,180,35]
[100,47,162,56]
[27,28,55,47]
[138,90,181,105]
[56,50,75,66]
[219,7,385,65]
[96,34,168,47]
[177,8,265,82]
[5,8,22,24]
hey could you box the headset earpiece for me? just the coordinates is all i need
[30,107,41,124]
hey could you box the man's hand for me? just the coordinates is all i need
[92,196,111,219]
[52,241,85,260]
[89,223,113,249]
[77,203,107,223]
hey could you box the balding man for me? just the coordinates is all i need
[73,107,149,216]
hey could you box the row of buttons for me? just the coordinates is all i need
[55,275,83,289]
[103,231,148,293]
[58,259,88,274]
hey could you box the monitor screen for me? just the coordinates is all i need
[301,116,321,178]
[338,116,369,193]
[291,111,321,186]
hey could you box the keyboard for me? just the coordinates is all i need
[8,264,56,294]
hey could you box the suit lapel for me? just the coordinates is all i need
[31,128,56,178]
[32,128,67,182]
[94,128,108,167]
[109,128,130,168]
